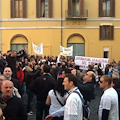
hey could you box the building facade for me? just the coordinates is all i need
[0,0,120,61]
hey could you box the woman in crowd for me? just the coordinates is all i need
[46,78,68,120]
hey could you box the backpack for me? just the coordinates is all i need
[73,91,90,120]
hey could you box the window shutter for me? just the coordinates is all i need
[100,26,103,40]
[68,0,72,10]
[80,0,84,16]
[36,0,41,18]
[110,26,114,40]
[48,0,53,18]
[23,0,27,18]
[110,0,115,17]
[68,0,72,17]
[99,0,103,17]
[11,0,15,18]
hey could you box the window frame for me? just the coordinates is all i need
[99,0,115,17]
[36,0,53,18]
[100,25,114,40]
[11,0,27,18]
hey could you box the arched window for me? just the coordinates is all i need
[11,34,28,52]
[67,33,85,58]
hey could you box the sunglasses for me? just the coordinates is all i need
[99,80,103,83]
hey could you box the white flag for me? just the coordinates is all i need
[32,43,43,54]
[60,46,73,56]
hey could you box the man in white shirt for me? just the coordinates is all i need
[45,74,83,120]
[98,75,119,120]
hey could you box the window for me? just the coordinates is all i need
[99,0,115,17]
[103,48,109,58]
[36,0,53,18]
[11,44,28,53]
[11,0,27,18]
[68,0,84,17]
[100,25,114,40]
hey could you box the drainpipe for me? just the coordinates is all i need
[60,0,63,46]
[0,0,1,52]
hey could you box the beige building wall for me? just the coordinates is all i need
[0,0,120,61]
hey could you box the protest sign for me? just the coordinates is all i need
[32,43,43,54]
[75,56,109,70]
[60,46,73,56]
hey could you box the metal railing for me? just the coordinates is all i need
[102,10,110,17]
[65,9,88,19]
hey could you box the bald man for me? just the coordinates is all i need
[1,81,27,120]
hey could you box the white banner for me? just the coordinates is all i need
[32,43,43,55]
[75,56,109,70]
[60,46,73,56]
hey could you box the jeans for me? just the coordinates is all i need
[26,89,34,113]
[36,101,49,120]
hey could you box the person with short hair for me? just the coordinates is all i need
[45,74,83,120]
[78,71,95,103]
[98,75,119,120]
[1,80,27,120]
[62,68,71,78]
[3,67,22,96]
[30,64,56,120]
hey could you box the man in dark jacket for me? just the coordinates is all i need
[6,50,26,78]
[3,67,22,96]
[30,64,56,120]
[1,80,27,120]
[24,65,41,115]
[78,71,95,104]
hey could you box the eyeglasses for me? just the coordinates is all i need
[99,80,103,83]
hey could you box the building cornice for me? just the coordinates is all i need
[0,26,120,30]
[1,18,120,22]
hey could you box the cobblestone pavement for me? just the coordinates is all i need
[23,87,103,120]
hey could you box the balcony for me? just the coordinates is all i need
[65,9,88,19]
[102,10,110,17]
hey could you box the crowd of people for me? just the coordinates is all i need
[0,49,119,120]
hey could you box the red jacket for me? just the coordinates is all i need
[17,67,24,83]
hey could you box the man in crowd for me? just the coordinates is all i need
[6,49,26,78]
[62,68,71,78]
[3,67,22,96]
[24,65,41,115]
[30,64,56,120]
[1,80,27,120]
[45,74,83,120]
[78,71,95,103]
[98,75,119,120]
